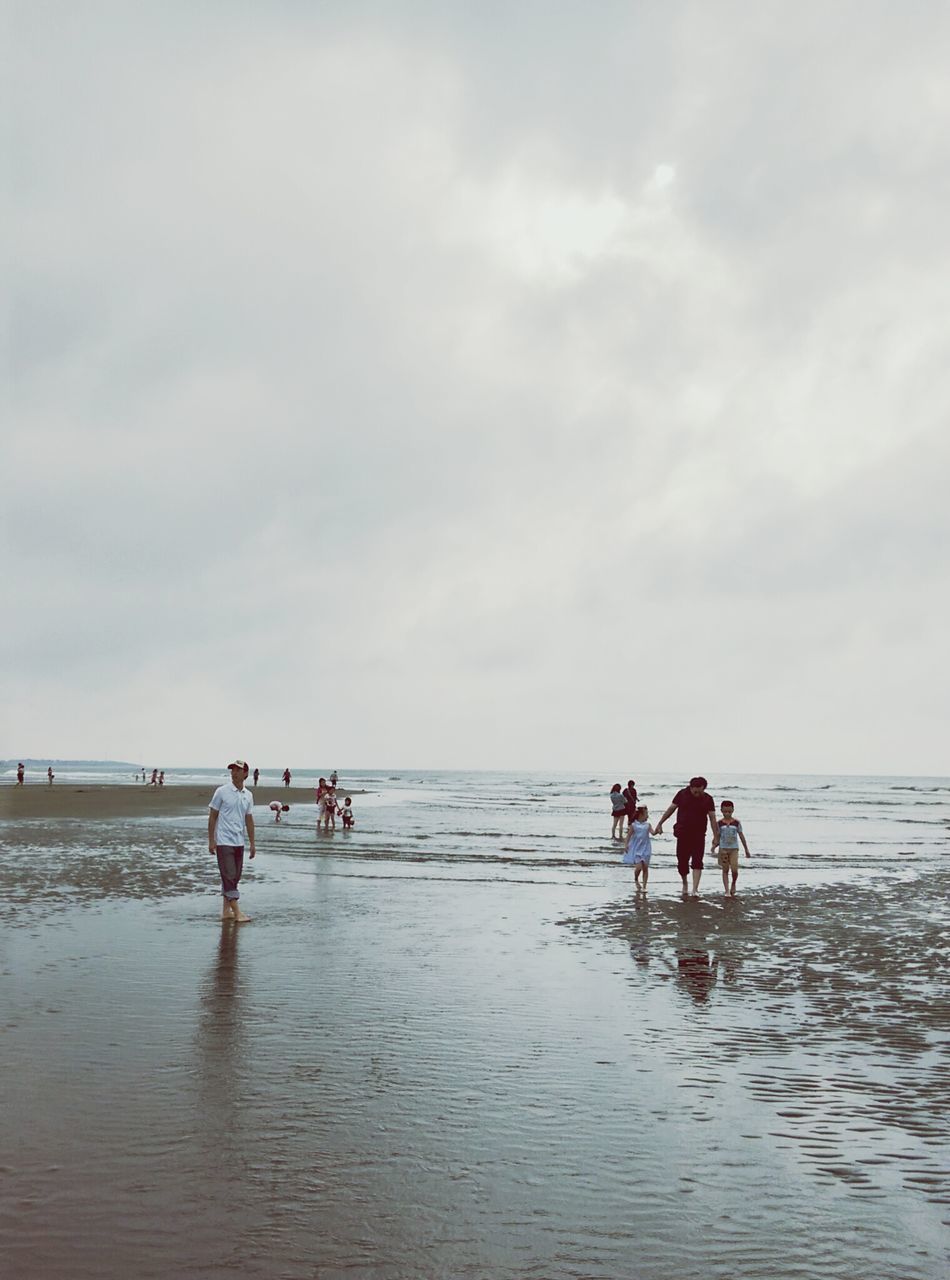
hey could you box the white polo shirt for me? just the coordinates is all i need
[209,782,254,846]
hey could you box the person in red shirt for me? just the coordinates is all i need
[654,776,719,897]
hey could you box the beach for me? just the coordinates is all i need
[1,771,948,1279]
[1,784,349,821]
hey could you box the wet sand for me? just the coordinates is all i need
[0,784,363,821]
[0,807,947,1278]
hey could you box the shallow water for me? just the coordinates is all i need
[1,772,948,1278]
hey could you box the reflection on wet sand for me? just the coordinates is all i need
[675,948,717,1005]
[561,874,950,1243]
[194,924,250,1173]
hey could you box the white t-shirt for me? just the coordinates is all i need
[209,783,254,846]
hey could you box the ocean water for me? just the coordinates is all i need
[5,764,949,885]
[1,769,948,1279]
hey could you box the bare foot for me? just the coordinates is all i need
[233,912,252,923]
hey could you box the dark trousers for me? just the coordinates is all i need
[216,845,244,900]
[675,833,705,877]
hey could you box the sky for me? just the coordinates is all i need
[3,1,949,775]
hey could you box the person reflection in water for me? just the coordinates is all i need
[675,949,717,1005]
[196,923,245,1145]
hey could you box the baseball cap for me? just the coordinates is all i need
[228,758,249,771]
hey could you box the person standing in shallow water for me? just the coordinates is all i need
[623,805,656,893]
[282,767,291,787]
[654,776,718,896]
[609,784,627,838]
[208,758,256,923]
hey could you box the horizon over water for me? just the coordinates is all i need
[1,763,947,1278]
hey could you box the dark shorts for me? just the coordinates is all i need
[216,845,244,900]
[676,832,705,876]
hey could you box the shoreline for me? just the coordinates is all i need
[0,783,367,821]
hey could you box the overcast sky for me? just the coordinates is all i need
[4,1,949,775]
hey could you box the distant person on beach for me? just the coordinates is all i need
[330,769,338,787]
[609,784,627,838]
[341,797,354,828]
[282,768,291,787]
[150,768,158,786]
[208,758,255,923]
[712,801,751,897]
[158,770,164,786]
[654,776,718,896]
[320,783,338,831]
[47,767,54,785]
[623,779,638,830]
[16,763,24,785]
[269,801,289,823]
[253,767,260,787]
[623,805,656,892]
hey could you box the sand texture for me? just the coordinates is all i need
[1,772,947,1279]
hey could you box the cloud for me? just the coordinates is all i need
[4,1,949,772]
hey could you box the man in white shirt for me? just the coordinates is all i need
[208,757,256,922]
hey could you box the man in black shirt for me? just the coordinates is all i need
[654,776,718,896]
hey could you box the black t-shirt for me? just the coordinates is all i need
[623,785,638,811]
[672,788,714,834]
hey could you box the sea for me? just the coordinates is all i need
[1,765,948,1279]
[3,762,948,887]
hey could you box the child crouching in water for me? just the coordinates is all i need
[623,805,655,891]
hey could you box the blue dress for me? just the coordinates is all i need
[623,820,652,865]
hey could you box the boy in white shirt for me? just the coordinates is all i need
[208,758,256,922]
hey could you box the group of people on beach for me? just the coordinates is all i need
[315,777,354,831]
[205,758,752,925]
[208,759,355,921]
[14,763,55,785]
[610,776,751,897]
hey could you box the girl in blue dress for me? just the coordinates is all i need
[623,805,656,892]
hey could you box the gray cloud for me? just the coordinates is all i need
[4,1,948,772]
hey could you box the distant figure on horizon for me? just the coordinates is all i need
[47,766,54,785]
[712,801,751,898]
[609,784,627,839]
[623,805,656,892]
[654,776,718,896]
[341,796,354,828]
[150,768,158,786]
[269,801,289,823]
[208,758,255,923]
[253,767,260,787]
[158,770,165,786]
[330,769,338,787]
[141,769,146,783]
[16,763,24,785]
[282,768,291,787]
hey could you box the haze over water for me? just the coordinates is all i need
[2,768,948,1278]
